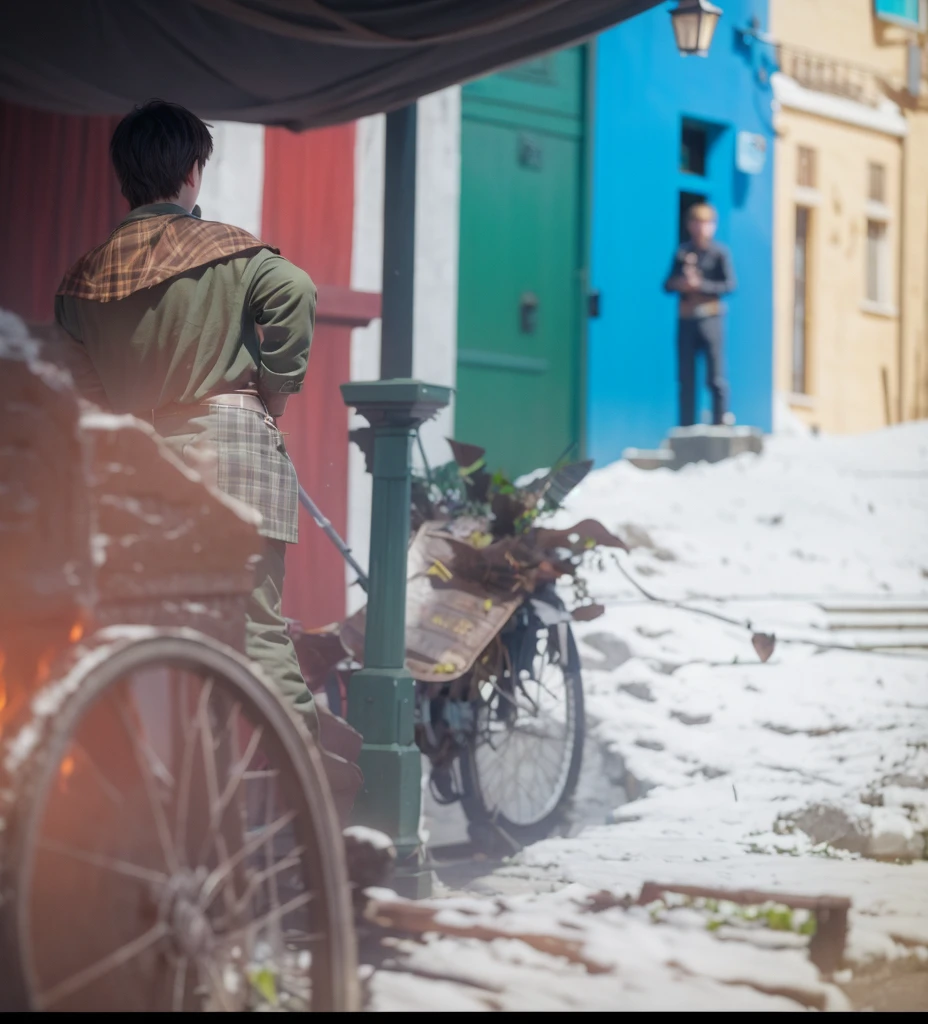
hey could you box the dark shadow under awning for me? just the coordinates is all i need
[1,0,661,129]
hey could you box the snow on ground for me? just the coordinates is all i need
[372,424,928,1011]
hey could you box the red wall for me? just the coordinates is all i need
[262,123,357,630]
[0,101,126,322]
[0,101,357,631]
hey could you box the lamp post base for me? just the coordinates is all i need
[341,379,451,899]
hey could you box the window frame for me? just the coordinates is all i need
[873,0,927,31]
[797,146,817,190]
[864,217,892,310]
[792,204,813,396]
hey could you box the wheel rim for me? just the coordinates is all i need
[9,636,355,1012]
[470,627,578,829]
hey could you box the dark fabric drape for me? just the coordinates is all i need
[1,0,660,130]
[265,123,357,629]
[0,102,127,322]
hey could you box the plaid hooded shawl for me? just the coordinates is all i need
[57,213,278,302]
[57,211,302,544]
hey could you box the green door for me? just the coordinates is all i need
[456,48,587,480]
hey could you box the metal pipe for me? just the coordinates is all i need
[297,484,369,592]
[380,104,418,380]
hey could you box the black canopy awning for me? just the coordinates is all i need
[1,0,661,130]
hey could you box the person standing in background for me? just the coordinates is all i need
[664,203,736,427]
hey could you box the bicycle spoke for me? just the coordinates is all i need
[71,741,126,806]
[220,890,314,948]
[197,722,264,866]
[174,690,201,867]
[172,957,188,1012]
[116,694,179,874]
[34,922,169,1010]
[200,810,297,907]
[36,838,169,887]
[469,632,578,827]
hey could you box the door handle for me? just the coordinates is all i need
[520,292,539,334]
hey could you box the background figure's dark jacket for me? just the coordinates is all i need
[663,240,737,319]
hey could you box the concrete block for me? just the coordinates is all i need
[622,447,676,471]
[667,425,763,467]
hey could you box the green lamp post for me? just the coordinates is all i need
[341,106,450,892]
[340,379,449,878]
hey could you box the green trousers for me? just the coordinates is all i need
[249,538,318,735]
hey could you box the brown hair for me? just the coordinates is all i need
[110,100,213,209]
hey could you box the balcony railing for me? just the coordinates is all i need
[776,44,889,107]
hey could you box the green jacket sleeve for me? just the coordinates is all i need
[245,251,316,395]
[52,296,111,408]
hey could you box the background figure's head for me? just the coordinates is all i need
[110,100,213,211]
[687,203,718,248]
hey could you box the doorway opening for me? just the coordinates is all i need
[679,191,708,243]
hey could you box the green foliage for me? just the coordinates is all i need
[645,896,818,938]
[248,965,278,1006]
[411,438,593,538]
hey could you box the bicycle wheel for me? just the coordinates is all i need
[0,633,358,1013]
[458,620,585,846]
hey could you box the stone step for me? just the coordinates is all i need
[622,447,676,471]
[826,611,928,631]
[667,425,764,466]
[818,597,928,615]
[624,425,765,471]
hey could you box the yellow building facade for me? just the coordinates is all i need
[770,0,928,431]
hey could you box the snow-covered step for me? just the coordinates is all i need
[819,597,928,614]
[826,611,928,631]
[838,632,928,650]
[815,599,928,649]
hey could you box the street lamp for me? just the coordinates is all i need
[670,0,723,57]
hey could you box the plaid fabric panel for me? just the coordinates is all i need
[57,215,278,303]
[214,406,299,544]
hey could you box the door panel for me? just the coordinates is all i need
[456,51,584,480]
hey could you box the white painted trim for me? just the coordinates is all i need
[772,72,908,138]
[788,391,816,409]
[865,199,893,221]
[196,121,266,234]
[412,87,461,472]
[793,185,822,208]
[347,114,385,611]
[860,298,898,318]
[345,89,463,613]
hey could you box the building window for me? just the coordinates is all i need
[680,122,708,176]
[793,207,811,394]
[868,161,886,203]
[797,147,817,189]
[874,0,926,30]
[866,220,890,305]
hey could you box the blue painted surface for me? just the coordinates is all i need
[588,1,776,465]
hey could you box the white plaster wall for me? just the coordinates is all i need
[196,121,266,233]
[347,113,386,610]
[347,88,462,611]
[413,87,461,468]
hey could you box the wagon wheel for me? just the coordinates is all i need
[1,633,358,1012]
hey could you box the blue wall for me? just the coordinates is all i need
[588,0,776,464]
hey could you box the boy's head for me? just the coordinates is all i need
[110,100,213,210]
[687,203,718,248]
